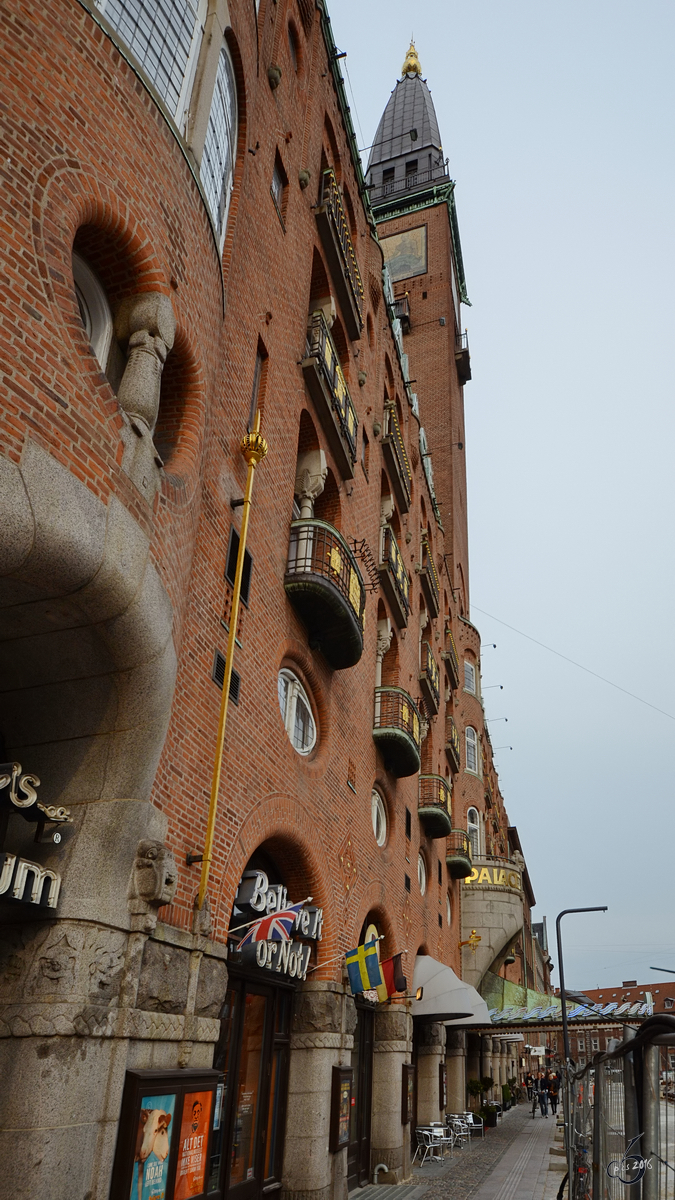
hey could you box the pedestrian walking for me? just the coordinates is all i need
[548,1072,559,1116]
[525,1072,534,1101]
[536,1071,549,1117]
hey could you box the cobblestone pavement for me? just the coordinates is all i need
[410,1104,558,1200]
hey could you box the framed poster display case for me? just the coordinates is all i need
[110,1068,221,1200]
[329,1066,353,1153]
[401,1063,415,1125]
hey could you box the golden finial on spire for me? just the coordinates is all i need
[401,39,422,77]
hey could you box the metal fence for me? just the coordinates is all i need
[565,1022,675,1200]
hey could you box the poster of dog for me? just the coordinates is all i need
[174,1090,213,1199]
[130,1094,176,1200]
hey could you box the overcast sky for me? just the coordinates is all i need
[330,0,675,992]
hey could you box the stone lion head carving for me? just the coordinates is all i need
[128,840,178,914]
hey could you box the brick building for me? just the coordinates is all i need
[1,8,540,1199]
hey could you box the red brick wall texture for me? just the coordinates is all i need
[0,0,512,981]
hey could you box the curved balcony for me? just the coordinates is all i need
[381,405,412,514]
[418,775,452,839]
[378,525,410,628]
[445,714,461,772]
[419,640,440,715]
[285,519,366,669]
[373,686,421,777]
[315,167,364,339]
[441,626,460,691]
[446,830,472,880]
[418,535,440,618]
[302,311,358,480]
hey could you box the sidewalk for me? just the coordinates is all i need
[411,1103,559,1200]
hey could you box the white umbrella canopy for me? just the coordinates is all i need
[411,954,490,1023]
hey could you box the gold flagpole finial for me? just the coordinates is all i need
[402,40,421,77]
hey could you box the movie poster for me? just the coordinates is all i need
[174,1090,214,1199]
[130,1093,176,1200]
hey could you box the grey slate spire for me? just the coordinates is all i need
[366,42,448,202]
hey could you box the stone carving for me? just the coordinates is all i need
[294,449,327,519]
[136,940,190,1014]
[290,1032,343,1051]
[337,832,357,899]
[128,840,178,922]
[292,989,342,1035]
[31,933,78,997]
[114,293,176,435]
[194,956,228,1019]
[86,929,126,1003]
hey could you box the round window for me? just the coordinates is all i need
[371,790,387,846]
[364,922,379,951]
[418,853,426,896]
[277,669,316,754]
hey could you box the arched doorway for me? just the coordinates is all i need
[208,848,323,1200]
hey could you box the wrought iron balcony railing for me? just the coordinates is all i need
[455,329,471,385]
[391,294,411,333]
[441,626,460,690]
[418,534,440,618]
[373,685,421,778]
[381,405,412,514]
[446,829,472,880]
[316,168,364,338]
[285,518,366,669]
[370,165,450,203]
[419,640,440,715]
[418,774,452,839]
[445,714,461,772]
[378,524,410,628]
[303,310,358,479]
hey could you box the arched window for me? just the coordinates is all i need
[72,253,113,370]
[417,852,427,896]
[97,0,206,124]
[371,790,387,847]
[465,725,478,773]
[467,807,480,859]
[201,43,238,243]
[464,660,476,694]
[277,669,316,754]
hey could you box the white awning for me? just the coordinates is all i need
[411,955,488,1023]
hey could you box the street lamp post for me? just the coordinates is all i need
[556,906,608,1198]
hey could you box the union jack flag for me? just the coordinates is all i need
[238,903,305,947]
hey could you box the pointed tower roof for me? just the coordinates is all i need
[366,44,446,191]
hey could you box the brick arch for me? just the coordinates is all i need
[154,320,208,489]
[353,894,397,962]
[212,793,340,971]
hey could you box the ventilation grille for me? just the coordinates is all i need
[212,651,240,705]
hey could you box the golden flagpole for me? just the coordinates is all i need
[197,412,268,912]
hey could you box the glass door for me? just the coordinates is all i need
[208,979,291,1200]
[347,1005,374,1189]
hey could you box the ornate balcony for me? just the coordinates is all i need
[445,714,461,772]
[418,774,452,839]
[484,778,494,809]
[381,405,412,514]
[455,330,471,385]
[378,524,410,628]
[315,167,364,339]
[392,294,411,333]
[441,627,460,690]
[285,519,366,669]
[418,535,440,618]
[302,311,358,479]
[446,830,472,880]
[373,686,421,777]
[419,640,440,715]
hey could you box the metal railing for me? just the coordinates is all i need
[420,535,440,611]
[373,686,421,749]
[446,714,461,766]
[380,525,410,617]
[391,295,411,330]
[319,168,364,322]
[447,830,472,861]
[443,627,460,688]
[419,774,451,818]
[370,165,450,201]
[456,330,469,354]
[383,406,412,507]
[287,519,366,629]
[306,311,358,461]
[564,1019,675,1200]
[420,641,440,709]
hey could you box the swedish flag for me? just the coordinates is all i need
[346,940,383,995]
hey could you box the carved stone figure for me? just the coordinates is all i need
[127,840,178,916]
[114,293,176,434]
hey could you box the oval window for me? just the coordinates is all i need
[371,790,387,847]
[277,669,316,754]
[418,852,426,896]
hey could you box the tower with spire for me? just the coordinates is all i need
[367,41,472,613]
